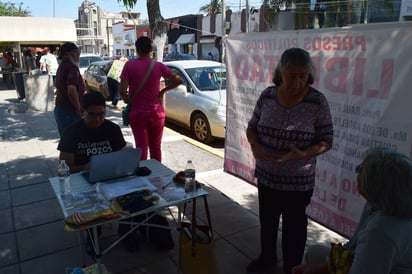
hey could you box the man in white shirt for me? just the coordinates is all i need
[39,47,49,75]
[39,47,59,86]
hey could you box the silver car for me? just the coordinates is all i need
[164,60,226,143]
[83,60,112,100]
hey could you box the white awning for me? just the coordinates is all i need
[0,17,77,43]
[175,34,195,44]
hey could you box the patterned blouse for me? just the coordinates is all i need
[248,86,334,191]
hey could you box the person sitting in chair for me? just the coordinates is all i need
[57,92,140,253]
[292,147,412,274]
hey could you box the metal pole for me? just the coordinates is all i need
[222,0,225,35]
[246,0,249,33]
[106,18,110,57]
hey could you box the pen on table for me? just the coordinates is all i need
[162,181,173,190]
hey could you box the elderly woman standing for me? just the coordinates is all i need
[246,48,334,274]
[293,147,412,274]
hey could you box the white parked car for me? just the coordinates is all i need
[79,54,104,75]
[164,60,226,143]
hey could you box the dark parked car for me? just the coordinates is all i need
[163,52,197,62]
[83,60,112,100]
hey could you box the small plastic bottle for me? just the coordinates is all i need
[57,160,70,194]
[184,160,196,192]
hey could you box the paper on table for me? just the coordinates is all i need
[98,177,158,200]
[149,175,187,201]
[62,189,112,216]
[149,175,173,189]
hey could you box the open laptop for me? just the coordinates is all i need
[83,148,142,184]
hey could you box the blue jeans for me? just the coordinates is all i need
[107,77,120,106]
[54,106,82,136]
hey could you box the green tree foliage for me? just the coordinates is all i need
[119,0,137,9]
[0,1,31,16]
[199,0,222,15]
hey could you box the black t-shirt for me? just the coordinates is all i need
[58,119,126,165]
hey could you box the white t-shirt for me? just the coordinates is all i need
[39,53,58,75]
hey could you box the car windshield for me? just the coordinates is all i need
[186,66,226,91]
[101,62,112,74]
[80,56,104,68]
[164,53,197,61]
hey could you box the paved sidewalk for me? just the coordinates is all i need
[0,83,346,274]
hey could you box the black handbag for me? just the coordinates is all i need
[122,59,155,126]
[121,103,131,126]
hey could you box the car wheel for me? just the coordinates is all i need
[191,113,213,143]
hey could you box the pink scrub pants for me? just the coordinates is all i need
[129,110,165,162]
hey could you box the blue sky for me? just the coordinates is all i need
[11,0,211,20]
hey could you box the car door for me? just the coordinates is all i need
[95,65,107,91]
[85,64,99,91]
[165,67,192,126]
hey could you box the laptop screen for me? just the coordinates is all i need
[87,148,142,183]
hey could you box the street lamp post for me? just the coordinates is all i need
[106,18,110,57]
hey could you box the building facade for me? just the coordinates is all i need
[75,1,410,60]
[75,0,143,57]
[111,22,151,58]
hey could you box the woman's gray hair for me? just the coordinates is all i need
[360,147,412,219]
[272,47,315,86]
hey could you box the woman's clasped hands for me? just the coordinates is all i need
[252,143,306,164]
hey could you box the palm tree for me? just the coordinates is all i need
[199,0,222,15]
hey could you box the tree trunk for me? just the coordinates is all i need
[147,0,167,61]
[294,0,310,29]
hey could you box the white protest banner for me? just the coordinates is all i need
[224,22,412,237]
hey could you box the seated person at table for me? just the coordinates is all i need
[57,91,139,253]
[292,147,412,274]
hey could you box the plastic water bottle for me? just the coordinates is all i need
[57,160,70,194]
[184,160,196,192]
